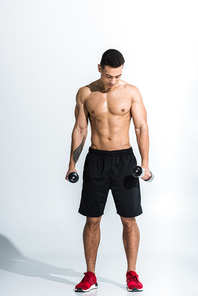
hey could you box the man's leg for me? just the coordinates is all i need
[120,216,140,272]
[83,216,102,273]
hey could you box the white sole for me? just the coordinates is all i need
[126,285,143,292]
[75,283,98,292]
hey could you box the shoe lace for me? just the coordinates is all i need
[82,273,91,283]
[128,273,139,284]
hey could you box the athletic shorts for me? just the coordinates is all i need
[78,147,143,218]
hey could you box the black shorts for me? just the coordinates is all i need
[78,147,143,218]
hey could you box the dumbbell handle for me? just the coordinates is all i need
[132,166,154,182]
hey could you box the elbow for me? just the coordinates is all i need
[72,125,88,137]
[135,124,148,135]
[79,125,88,135]
[81,127,88,137]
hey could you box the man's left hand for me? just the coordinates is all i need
[141,165,151,181]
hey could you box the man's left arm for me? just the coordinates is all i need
[130,86,151,180]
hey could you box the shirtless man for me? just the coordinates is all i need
[65,49,151,292]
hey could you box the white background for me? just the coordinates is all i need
[0,0,198,295]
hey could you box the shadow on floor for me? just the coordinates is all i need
[0,234,125,289]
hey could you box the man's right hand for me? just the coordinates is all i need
[65,167,78,181]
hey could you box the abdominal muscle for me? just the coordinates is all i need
[89,114,131,151]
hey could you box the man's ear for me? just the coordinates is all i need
[98,64,102,73]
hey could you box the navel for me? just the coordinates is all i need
[91,111,95,114]
[108,138,111,140]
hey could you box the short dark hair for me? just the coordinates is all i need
[100,49,125,70]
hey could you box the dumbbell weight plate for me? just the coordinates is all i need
[68,172,79,183]
[132,166,145,178]
[132,166,154,182]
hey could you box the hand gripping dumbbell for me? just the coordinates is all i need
[132,166,154,182]
[68,172,79,183]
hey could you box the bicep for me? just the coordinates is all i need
[131,90,147,130]
[74,89,88,131]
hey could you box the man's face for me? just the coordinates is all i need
[98,65,123,88]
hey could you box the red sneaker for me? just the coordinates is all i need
[126,271,143,292]
[75,272,98,292]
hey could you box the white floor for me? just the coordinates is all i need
[1,195,198,296]
[0,240,197,296]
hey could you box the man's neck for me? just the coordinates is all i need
[98,79,114,93]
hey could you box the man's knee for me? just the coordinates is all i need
[85,216,102,230]
[120,216,137,230]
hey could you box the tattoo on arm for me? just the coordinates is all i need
[73,136,85,164]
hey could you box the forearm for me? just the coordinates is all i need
[135,126,149,167]
[68,126,87,169]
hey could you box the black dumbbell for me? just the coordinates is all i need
[132,166,154,182]
[68,172,79,183]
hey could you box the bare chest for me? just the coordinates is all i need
[85,90,132,117]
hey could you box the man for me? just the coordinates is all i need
[65,49,151,292]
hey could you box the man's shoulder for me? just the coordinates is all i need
[115,81,138,93]
[77,85,91,95]
[86,80,101,92]
[76,85,92,103]
[77,80,100,95]
[124,83,142,100]
[124,82,139,92]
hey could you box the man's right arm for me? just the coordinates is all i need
[65,87,89,180]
